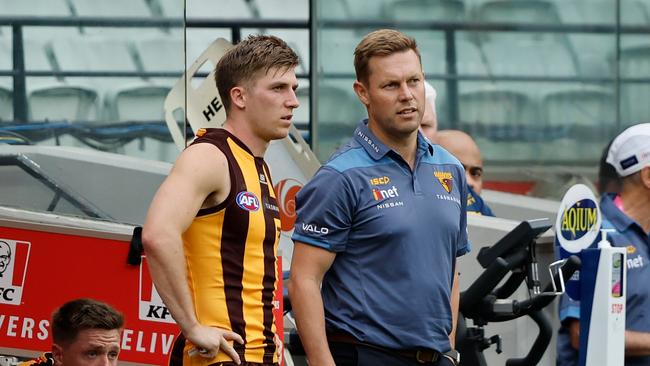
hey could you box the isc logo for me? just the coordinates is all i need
[139,257,176,324]
[0,239,30,306]
[236,191,260,212]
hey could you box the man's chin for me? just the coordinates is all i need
[268,129,290,141]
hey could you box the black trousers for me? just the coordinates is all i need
[329,342,454,366]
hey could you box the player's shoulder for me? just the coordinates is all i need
[179,140,228,166]
[429,145,463,168]
[324,141,381,174]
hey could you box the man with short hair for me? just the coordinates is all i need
[20,298,124,366]
[290,29,467,366]
[557,123,650,366]
[142,35,300,366]
[435,130,494,216]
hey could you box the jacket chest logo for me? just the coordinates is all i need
[434,171,453,193]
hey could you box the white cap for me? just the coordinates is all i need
[424,80,437,107]
[606,123,650,177]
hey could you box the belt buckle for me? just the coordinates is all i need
[415,349,438,363]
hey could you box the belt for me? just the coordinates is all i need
[327,332,440,364]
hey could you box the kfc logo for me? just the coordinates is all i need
[274,179,303,232]
[139,257,175,324]
[0,239,30,305]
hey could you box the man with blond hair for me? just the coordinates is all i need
[142,34,300,366]
[290,29,467,366]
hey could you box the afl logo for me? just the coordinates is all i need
[236,191,260,212]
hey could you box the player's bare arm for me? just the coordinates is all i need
[289,242,337,366]
[450,270,460,347]
[625,330,650,356]
[142,143,243,362]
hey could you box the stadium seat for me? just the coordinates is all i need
[319,29,362,74]
[0,38,13,121]
[184,28,234,62]
[384,0,465,22]
[49,36,164,122]
[186,0,253,19]
[5,38,100,124]
[157,0,184,17]
[0,0,78,39]
[69,0,161,36]
[316,80,365,160]
[135,37,185,75]
[264,29,310,74]
[0,0,71,16]
[541,85,615,160]
[413,35,488,77]
[459,86,537,161]
[461,39,570,161]
[475,0,563,43]
[619,45,650,126]
[343,0,389,19]
[554,0,649,76]
[483,39,577,80]
[253,0,309,20]
[318,0,350,19]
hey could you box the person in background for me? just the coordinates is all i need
[289,29,466,366]
[436,130,494,216]
[557,123,650,366]
[420,80,438,142]
[19,298,124,366]
[597,138,622,196]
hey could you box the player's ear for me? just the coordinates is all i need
[640,166,650,189]
[52,343,64,364]
[230,86,246,110]
[353,80,369,107]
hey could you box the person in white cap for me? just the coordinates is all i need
[420,80,438,143]
[557,123,650,366]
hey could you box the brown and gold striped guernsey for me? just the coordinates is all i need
[169,128,281,366]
